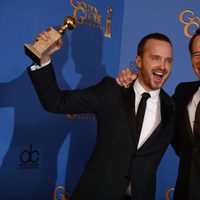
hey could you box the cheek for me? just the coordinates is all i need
[191,59,198,69]
[192,57,200,65]
[166,65,172,73]
[141,65,150,77]
[192,64,200,78]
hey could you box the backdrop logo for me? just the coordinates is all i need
[70,0,112,38]
[53,186,70,200]
[165,187,174,200]
[179,10,200,38]
[19,144,40,169]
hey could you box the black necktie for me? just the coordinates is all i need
[136,92,150,140]
[194,101,200,140]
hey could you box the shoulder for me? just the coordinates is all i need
[160,88,171,99]
[175,80,200,91]
[99,76,119,87]
[91,76,122,102]
[95,76,121,92]
[160,88,174,107]
[174,81,199,97]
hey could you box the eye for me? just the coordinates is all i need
[166,59,172,64]
[151,55,160,61]
[192,52,200,57]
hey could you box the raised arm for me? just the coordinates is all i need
[27,29,119,115]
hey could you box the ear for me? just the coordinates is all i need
[135,56,142,69]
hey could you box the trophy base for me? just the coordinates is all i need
[24,44,42,65]
[24,28,61,65]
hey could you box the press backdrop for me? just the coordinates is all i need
[0,0,199,199]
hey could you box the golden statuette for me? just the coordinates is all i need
[24,16,77,64]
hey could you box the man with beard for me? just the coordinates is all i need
[27,31,174,200]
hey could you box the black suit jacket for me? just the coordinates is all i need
[28,63,174,200]
[173,81,200,200]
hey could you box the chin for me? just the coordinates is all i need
[194,68,200,79]
[151,83,163,90]
[195,72,200,79]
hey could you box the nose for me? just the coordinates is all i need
[159,59,166,70]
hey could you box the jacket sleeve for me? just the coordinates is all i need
[27,62,118,114]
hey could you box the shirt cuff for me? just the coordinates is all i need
[30,59,51,71]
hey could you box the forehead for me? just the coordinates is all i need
[143,38,173,56]
[192,35,200,52]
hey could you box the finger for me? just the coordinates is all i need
[47,26,53,31]
[34,34,47,43]
[57,39,64,46]
[118,73,129,88]
[124,68,132,79]
[41,31,50,40]
[34,37,40,43]
[53,39,63,51]
[115,77,123,86]
[120,70,131,86]
[121,70,130,83]
[34,33,43,43]
[130,72,138,81]
[35,31,49,42]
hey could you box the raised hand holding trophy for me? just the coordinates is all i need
[24,16,77,65]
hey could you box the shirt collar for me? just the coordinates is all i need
[133,79,160,98]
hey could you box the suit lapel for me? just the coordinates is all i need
[160,89,173,129]
[187,82,200,142]
[181,81,200,141]
[121,85,174,149]
[184,108,194,141]
[138,89,173,149]
[121,82,138,145]
[183,81,200,105]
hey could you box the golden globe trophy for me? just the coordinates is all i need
[24,16,77,65]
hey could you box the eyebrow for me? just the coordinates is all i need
[150,54,173,60]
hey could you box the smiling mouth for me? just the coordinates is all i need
[153,71,164,78]
[196,67,200,70]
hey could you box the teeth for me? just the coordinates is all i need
[154,72,164,76]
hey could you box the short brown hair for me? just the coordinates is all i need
[137,33,172,56]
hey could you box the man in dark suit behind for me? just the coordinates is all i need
[172,29,200,200]
[27,31,174,200]
[116,29,200,200]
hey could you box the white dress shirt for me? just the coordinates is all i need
[126,79,161,195]
[133,79,161,149]
[30,60,51,71]
[187,86,200,132]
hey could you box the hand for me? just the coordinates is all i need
[115,68,137,88]
[34,27,64,64]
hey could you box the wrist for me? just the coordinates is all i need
[40,55,51,65]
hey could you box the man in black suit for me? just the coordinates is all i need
[117,29,200,200]
[27,31,174,200]
[172,29,200,200]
